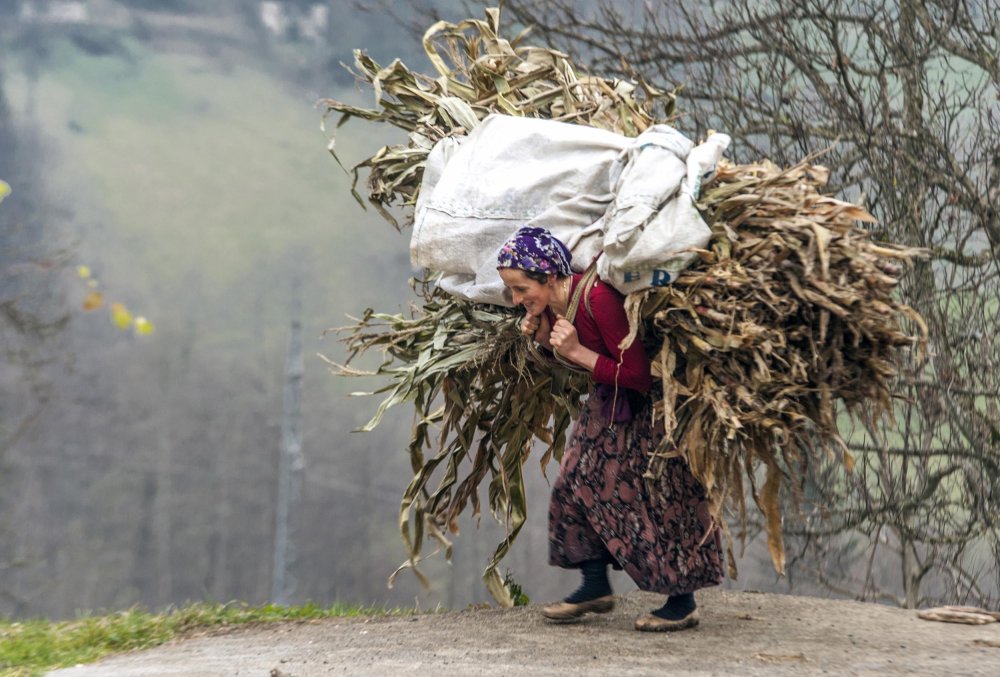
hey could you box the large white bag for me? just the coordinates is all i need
[411,114,625,304]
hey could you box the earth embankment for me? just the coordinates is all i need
[50,589,1000,676]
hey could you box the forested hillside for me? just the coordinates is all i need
[0,0,579,619]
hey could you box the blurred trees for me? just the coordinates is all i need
[504,0,1000,607]
[0,60,73,613]
[0,0,516,620]
[0,67,70,457]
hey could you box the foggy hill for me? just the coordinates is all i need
[1,0,544,621]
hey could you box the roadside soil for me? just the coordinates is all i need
[50,589,1000,676]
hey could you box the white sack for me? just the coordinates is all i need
[598,128,731,294]
[411,114,626,305]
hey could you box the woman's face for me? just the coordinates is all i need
[499,268,553,317]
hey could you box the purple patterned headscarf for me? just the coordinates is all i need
[496,226,573,277]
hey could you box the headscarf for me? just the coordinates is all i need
[496,226,573,277]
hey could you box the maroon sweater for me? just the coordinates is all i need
[544,274,652,393]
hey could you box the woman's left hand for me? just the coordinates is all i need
[550,315,581,357]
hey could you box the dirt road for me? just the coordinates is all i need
[50,589,1000,676]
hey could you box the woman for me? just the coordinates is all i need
[497,226,723,632]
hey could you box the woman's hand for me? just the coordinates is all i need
[520,313,540,337]
[522,312,554,347]
[550,315,581,357]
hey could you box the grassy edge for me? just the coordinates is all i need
[0,601,411,676]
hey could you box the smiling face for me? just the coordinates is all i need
[499,268,553,317]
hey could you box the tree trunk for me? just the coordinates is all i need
[272,278,304,604]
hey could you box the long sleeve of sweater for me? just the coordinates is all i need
[579,283,652,393]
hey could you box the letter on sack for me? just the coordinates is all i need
[651,269,672,286]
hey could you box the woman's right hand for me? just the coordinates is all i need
[524,313,553,349]
[520,313,540,337]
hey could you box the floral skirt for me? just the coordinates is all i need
[548,386,724,595]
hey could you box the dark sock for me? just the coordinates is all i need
[652,592,696,620]
[564,558,612,603]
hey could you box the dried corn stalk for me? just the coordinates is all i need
[323,6,927,605]
[320,7,674,227]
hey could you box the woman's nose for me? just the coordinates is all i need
[512,292,523,305]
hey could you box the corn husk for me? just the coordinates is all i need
[323,7,927,605]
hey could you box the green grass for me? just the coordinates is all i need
[0,601,403,677]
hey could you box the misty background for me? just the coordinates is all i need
[0,0,786,620]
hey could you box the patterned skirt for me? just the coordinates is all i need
[548,386,724,595]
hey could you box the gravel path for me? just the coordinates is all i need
[49,589,1000,676]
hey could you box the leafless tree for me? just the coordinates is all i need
[497,0,1000,608]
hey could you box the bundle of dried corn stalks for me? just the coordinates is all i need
[320,8,673,228]
[322,7,926,605]
[329,295,589,603]
[639,160,926,575]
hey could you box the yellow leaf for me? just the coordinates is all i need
[762,461,786,575]
[0,179,10,203]
[82,291,104,311]
[111,303,133,330]
[134,316,155,336]
[77,265,91,279]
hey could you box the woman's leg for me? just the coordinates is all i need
[634,591,700,631]
[563,553,613,603]
[541,554,616,620]
[544,403,617,620]
[653,592,697,619]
